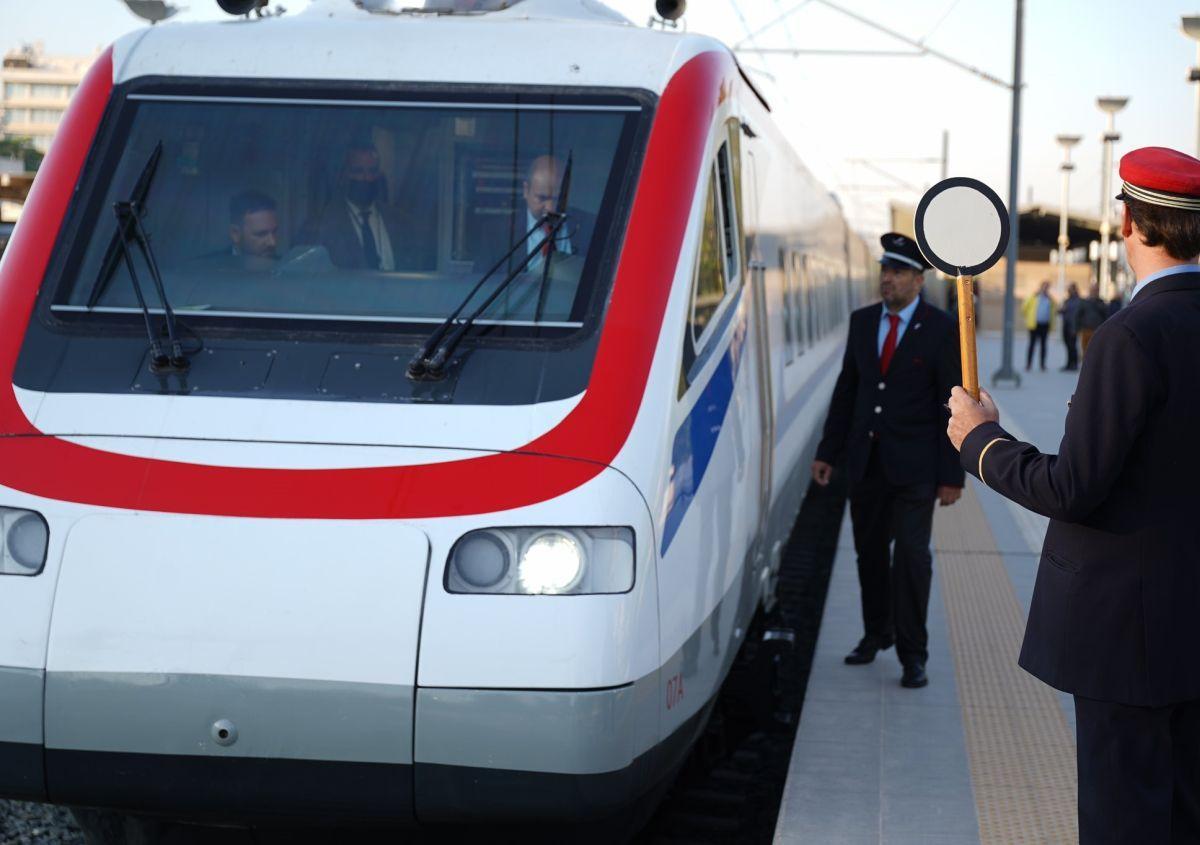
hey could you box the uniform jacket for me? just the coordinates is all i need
[816,299,965,489]
[960,271,1200,706]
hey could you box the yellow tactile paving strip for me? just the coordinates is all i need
[933,480,1079,844]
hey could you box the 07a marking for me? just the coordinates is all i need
[666,673,686,710]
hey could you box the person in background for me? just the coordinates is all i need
[1106,290,1124,319]
[1059,282,1081,371]
[947,144,1200,845]
[1021,280,1055,371]
[811,232,963,690]
[1075,283,1107,357]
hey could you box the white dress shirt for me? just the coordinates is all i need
[525,209,574,273]
[346,200,396,271]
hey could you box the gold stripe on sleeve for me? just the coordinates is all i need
[977,437,1006,486]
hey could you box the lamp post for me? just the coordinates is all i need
[1182,16,1200,157]
[992,0,1024,389]
[1097,96,1128,301]
[1055,134,1081,296]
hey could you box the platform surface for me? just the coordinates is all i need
[775,330,1085,844]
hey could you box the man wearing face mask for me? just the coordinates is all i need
[812,233,964,689]
[312,142,423,271]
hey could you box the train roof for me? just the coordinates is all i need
[111,0,731,96]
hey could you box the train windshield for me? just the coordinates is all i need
[51,92,640,334]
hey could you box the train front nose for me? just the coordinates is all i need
[41,513,429,824]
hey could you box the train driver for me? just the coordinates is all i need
[195,189,280,271]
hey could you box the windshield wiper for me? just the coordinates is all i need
[85,142,190,374]
[407,152,573,381]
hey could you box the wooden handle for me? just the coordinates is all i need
[956,274,980,401]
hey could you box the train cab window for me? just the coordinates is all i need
[680,142,742,396]
[689,170,727,345]
[715,142,741,288]
[45,90,641,336]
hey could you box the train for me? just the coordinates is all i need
[0,0,874,838]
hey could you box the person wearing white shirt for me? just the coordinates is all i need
[522,155,576,275]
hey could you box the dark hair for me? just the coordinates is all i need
[1124,196,1200,260]
[229,190,276,225]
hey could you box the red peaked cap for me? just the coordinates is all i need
[1118,147,1200,209]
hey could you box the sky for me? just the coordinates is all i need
[2,0,1198,234]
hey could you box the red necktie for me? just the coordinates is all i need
[541,223,554,258]
[880,314,900,374]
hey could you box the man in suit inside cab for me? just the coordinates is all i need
[948,147,1200,842]
[519,154,595,275]
[311,142,430,271]
[813,233,964,689]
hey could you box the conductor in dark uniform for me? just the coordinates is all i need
[813,233,964,689]
[948,147,1200,843]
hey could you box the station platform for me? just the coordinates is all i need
[775,331,1083,844]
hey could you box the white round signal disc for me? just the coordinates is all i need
[914,177,1010,277]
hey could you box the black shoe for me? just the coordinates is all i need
[844,637,893,665]
[900,662,928,688]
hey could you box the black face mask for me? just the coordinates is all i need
[347,179,379,207]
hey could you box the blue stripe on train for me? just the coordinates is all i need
[660,312,747,556]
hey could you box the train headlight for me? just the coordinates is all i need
[446,527,634,595]
[517,531,583,595]
[453,531,511,589]
[0,508,48,576]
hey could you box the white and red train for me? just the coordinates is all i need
[0,0,873,835]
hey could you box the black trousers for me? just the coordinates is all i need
[1075,695,1200,844]
[1026,322,1050,369]
[1062,324,1078,369]
[848,449,936,665]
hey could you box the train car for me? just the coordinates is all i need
[0,0,870,837]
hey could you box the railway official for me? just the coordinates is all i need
[812,233,964,689]
[947,147,1200,843]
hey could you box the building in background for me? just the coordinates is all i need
[0,43,95,225]
[1,43,94,154]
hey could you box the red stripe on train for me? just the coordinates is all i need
[0,49,731,518]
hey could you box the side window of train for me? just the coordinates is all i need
[688,169,727,347]
[780,246,794,360]
[792,251,808,352]
[680,142,742,397]
[715,141,741,289]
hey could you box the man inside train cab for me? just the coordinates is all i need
[195,190,280,272]
[519,154,595,276]
[307,142,429,271]
[812,233,964,690]
[947,147,1200,843]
